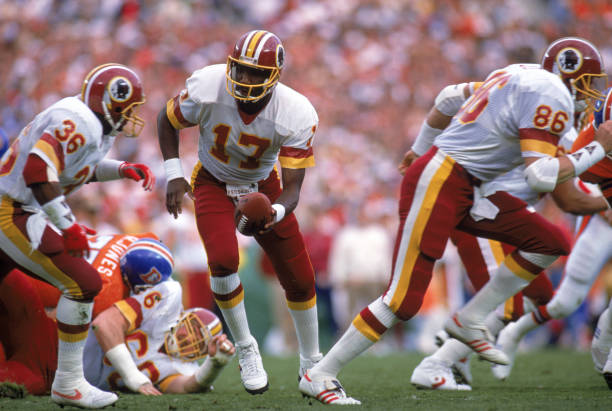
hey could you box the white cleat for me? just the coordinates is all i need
[51,378,118,409]
[411,357,471,391]
[491,322,520,380]
[237,337,269,394]
[434,330,450,347]
[452,355,473,386]
[299,352,323,381]
[603,357,612,389]
[444,314,509,365]
[299,372,361,405]
[591,326,610,374]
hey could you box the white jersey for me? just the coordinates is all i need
[0,96,114,206]
[83,279,198,390]
[167,64,318,184]
[480,127,578,205]
[436,64,574,182]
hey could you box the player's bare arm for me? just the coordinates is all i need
[92,305,162,395]
[594,120,612,153]
[157,107,194,218]
[550,178,608,215]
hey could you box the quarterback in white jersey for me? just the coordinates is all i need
[158,30,322,395]
[0,63,154,409]
[299,37,612,404]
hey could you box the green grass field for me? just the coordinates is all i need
[1,349,610,410]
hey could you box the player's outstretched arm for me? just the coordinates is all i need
[90,159,155,191]
[92,305,162,395]
[157,107,193,219]
[163,335,235,394]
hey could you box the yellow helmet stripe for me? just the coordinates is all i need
[245,30,266,58]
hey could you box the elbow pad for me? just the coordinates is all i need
[524,157,559,192]
[434,83,468,116]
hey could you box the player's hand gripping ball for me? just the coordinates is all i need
[234,192,274,236]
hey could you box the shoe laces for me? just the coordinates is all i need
[238,343,263,377]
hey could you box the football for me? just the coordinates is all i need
[234,192,274,236]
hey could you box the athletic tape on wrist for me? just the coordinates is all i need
[567,141,605,176]
[106,344,151,390]
[164,158,184,181]
[41,195,75,230]
[94,159,123,181]
[195,357,223,387]
[412,122,443,156]
[272,203,285,223]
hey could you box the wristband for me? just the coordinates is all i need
[195,356,225,388]
[164,158,184,181]
[106,344,151,391]
[567,141,605,176]
[412,122,443,156]
[272,203,285,223]
[94,159,123,181]
[41,195,75,230]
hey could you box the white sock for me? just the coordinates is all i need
[312,298,397,378]
[218,300,252,345]
[459,262,531,323]
[311,324,374,378]
[54,297,93,386]
[485,310,506,337]
[509,311,539,340]
[289,304,320,359]
[210,274,252,344]
[432,338,472,364]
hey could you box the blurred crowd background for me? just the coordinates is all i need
[2,0,612,354]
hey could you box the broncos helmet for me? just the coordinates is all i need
[120,238,174,293]
[593,87,612,130]
[0,127,8,159]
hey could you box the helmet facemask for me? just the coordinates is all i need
[164,311,212,361]
[570,72,608,113]
[226,57,280,102]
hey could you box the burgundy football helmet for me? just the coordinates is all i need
[164,307,223,361]
[541,37,607,111]
[81,63,146,136]
[226,30,285,102]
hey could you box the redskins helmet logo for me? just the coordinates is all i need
[556,47,583,74]
[276,44,285,69]
[108,76,133,102]
[140,267,162,285]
